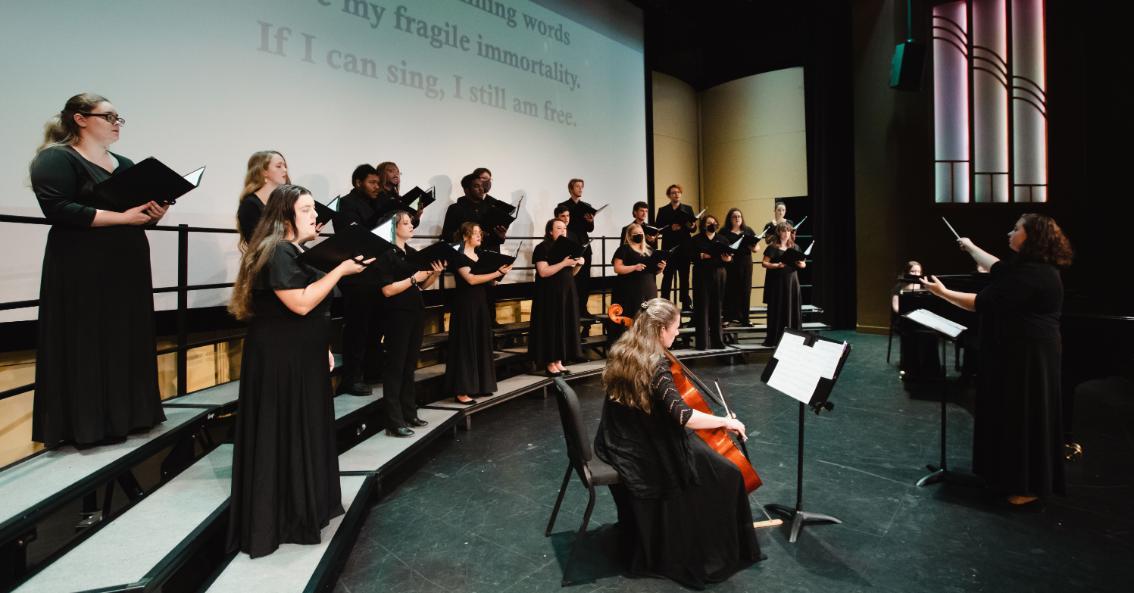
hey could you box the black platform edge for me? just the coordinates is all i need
[304,475,377,593]
[0,407,212,547]
[338,410,462,478]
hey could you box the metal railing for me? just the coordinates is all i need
[1,213,805,402]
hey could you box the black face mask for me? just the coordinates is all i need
[630,234,644,244]
[705,223,717,233]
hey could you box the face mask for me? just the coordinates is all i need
[630,234,644,244]
[706,223,717,233]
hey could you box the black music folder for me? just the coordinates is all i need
[296,223,392,273]
[548,236,586,262]
[315,196,340,226]
[399,186,435,211]
[482,194,523,230]
[94,157,205,210]
[777,247,807,266]
[407,241,461,270]
[577,201,608,217]
[641,223,662,237]
[672,207,706,226]
[469,247,519,275]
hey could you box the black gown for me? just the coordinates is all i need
[610,245,659,342]
[972,259,1065,498]
[528,240,582,365]
[759,219,791,304]
[720,228,755,324]
[229,242,343,558]
[444,251,497,396]
[761,245,802,347]
[29,145,164,446]
[237,193,265,245]
[376,245,425,428]
[690,233,729,350]
[594,360,761,589]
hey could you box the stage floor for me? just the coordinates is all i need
[333,331,1134,593]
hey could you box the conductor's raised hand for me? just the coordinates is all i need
[957,237,976,253]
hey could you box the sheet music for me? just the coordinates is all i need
[804,240,814,256]
[729,236,743,250]
[594,203,608,214]
[694,208,706,219]
[904,308,966,339]
[767,333,847,404]
[182,166,205,187]
[793,216,807,232]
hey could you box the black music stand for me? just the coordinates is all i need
[761,329,851,543]
[902,309,980,487]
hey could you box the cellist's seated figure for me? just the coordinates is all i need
[595,298,764,588]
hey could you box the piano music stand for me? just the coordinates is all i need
[902,309,981,488]
[761,329,851,543]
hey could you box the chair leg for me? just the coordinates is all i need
[545,464,572,537]
[561,483,597,587]
[886,325,894,363]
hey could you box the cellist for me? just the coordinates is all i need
[594,298,763,588]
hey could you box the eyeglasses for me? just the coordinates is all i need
[79,112,126,126]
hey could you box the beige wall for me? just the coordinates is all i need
[698,67,809,301]
[651,72,701,210]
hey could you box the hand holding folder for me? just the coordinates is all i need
[94,157,205,211]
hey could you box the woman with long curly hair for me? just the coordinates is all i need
[595,298,761,588]
[227,184,369,557]
[922,214,1074,506]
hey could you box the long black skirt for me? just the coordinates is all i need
[610,437,762,589]
[445,281,497,396]
[228,311,343,558]
[33,225,164,446]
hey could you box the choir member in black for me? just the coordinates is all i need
[921,214,1073,505]
[621,201,657,248]
[335,164,388,396]
[656,184,696,311]
[690,215,733,350]
[472,167,507,319]
[377,211,445,437]
[376,160,425,225]
[444,223,512,405]
[720,208,758,326]
[609,223,665,343]
[237,150,290,247]
[442,173,506,252]
[556,178,595,317]
[29,93,168,447]
[227,184,370,558]
[529,219,586,376]
[891,260,940,380]
[595,298,761,588]
[760,201,791,244]
[761,222,804,347]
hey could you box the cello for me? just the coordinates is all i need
[607,303,763,493]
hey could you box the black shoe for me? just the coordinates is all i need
[408,417,429,427]
[454,396,477,406]
[386,427,414,437]
[343,381,372,396]
[560,368,573,375]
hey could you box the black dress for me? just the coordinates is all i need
[759,219,791,304]
[376,245,425,428]
[444,251,497,396]
[972,259,1065,498]
[335,187,388,385]
[237,193,265,245]
[529,240,582,365]
[690,233,729,350]
[594,360,761,589]
[761,245,802,347]
[610,245,659,342]
[228,242,343,558]
[720,228,755,324]
[29,145,164,446]
[892,283,941,380]
[656,203,695,308]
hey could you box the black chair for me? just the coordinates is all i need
[545,378,620,586]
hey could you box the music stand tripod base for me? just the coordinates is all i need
[765,503,842,544]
